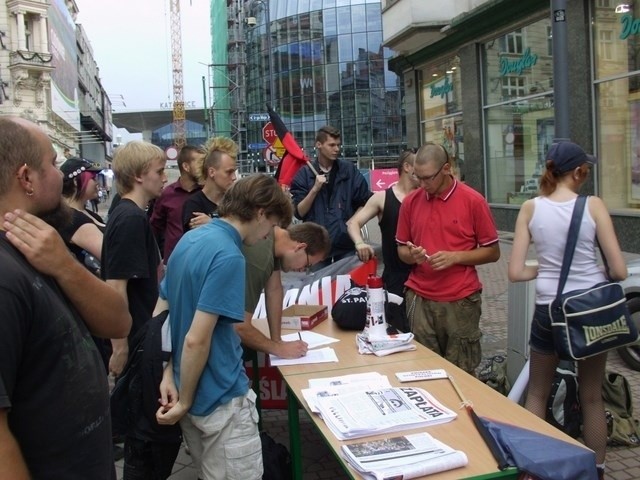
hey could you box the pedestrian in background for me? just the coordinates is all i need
[290,125,371,269]
[182,137,238,232]
[397,143,500,374]
[101,141,181,479]
[150,145,203,263]
[347,148,418,332]
[508,141,627,480]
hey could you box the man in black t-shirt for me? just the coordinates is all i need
[182,136,238,232]
[0,117,131,479]
[101,140,181,479]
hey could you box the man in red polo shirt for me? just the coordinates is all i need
[396,143,500,375]
[150,145,203,263]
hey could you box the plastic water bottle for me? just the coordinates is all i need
[366,275,387,337]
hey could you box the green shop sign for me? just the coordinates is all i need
[430,76,453,99]
[500,47,538,76]
[620,14,640,40]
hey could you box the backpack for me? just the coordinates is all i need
[477,355,511,396]
[602,371,640,446]
[110,310,181,442]
[545,365,582,438]
[260,431,292,480]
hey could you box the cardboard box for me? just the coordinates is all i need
[281,304,328,330]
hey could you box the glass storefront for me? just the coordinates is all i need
[482,17,554,205]
[593,1,640,210]
[245,0,405,171]
[419,56,464,178]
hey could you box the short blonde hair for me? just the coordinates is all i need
[113,141,164,195]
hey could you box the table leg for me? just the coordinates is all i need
[287,386,302,480]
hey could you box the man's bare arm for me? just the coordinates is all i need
[235,272,307,358]
[0,409,30,479]
[157,310,217,425]
[347,192,383,262]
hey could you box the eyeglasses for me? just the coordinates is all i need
[412,162,447,183]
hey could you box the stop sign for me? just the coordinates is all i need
[262,122,277,145]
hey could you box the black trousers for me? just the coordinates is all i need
[123,436,181,480]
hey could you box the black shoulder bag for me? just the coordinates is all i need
[549,195,638,360]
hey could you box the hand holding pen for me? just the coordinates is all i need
[406,241,430,265]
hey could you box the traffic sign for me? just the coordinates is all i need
[249,113,270,122]
[370,168,399,192]
[262,121,278,144]
[248,142,268,150]
[264,145,281,166]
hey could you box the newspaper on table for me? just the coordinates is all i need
[341,432,468,480]
[356,331,416,356]
[314,386,457,440]
[302,372,392,413]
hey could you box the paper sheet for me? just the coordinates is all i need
[281,331,340,349]
[269,347,339,366]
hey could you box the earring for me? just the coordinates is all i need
[26,190,34,197]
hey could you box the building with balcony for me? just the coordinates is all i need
[383,0,640,252]
[0,0,112,164]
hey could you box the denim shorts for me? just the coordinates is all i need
[529,303,555,354]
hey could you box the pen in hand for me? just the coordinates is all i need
[406,241,431,259]
[298,332,302,341]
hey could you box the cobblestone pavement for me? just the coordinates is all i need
[113,225,640,479]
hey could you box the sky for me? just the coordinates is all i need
[74,0,212,115]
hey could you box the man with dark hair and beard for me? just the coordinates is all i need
[0,116,131,479]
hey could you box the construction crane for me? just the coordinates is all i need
[169,0,186,149]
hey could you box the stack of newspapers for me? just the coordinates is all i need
[341,432,468,480]
[302,373,457,440]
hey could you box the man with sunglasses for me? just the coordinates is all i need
[237,222,331,359]
[396,143,500,375]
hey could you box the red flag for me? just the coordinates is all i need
[267,104,310,186]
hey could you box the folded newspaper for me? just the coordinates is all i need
[314,386,457,440]
[341,432,468,480]
[356,331,416,356]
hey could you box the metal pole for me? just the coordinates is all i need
[551,0,570,141]
[202,75,210,137]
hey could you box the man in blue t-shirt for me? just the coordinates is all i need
[157,174,293,480]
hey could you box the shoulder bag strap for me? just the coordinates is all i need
[555,195,588,299]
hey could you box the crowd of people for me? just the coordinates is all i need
[0,115,621,480]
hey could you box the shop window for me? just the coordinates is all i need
[483,17,554,204]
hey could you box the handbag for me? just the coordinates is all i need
[549,195,638,360]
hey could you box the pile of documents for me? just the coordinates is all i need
[341,432,468,480]
[302,372,457,440]
[356,330,416,356]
